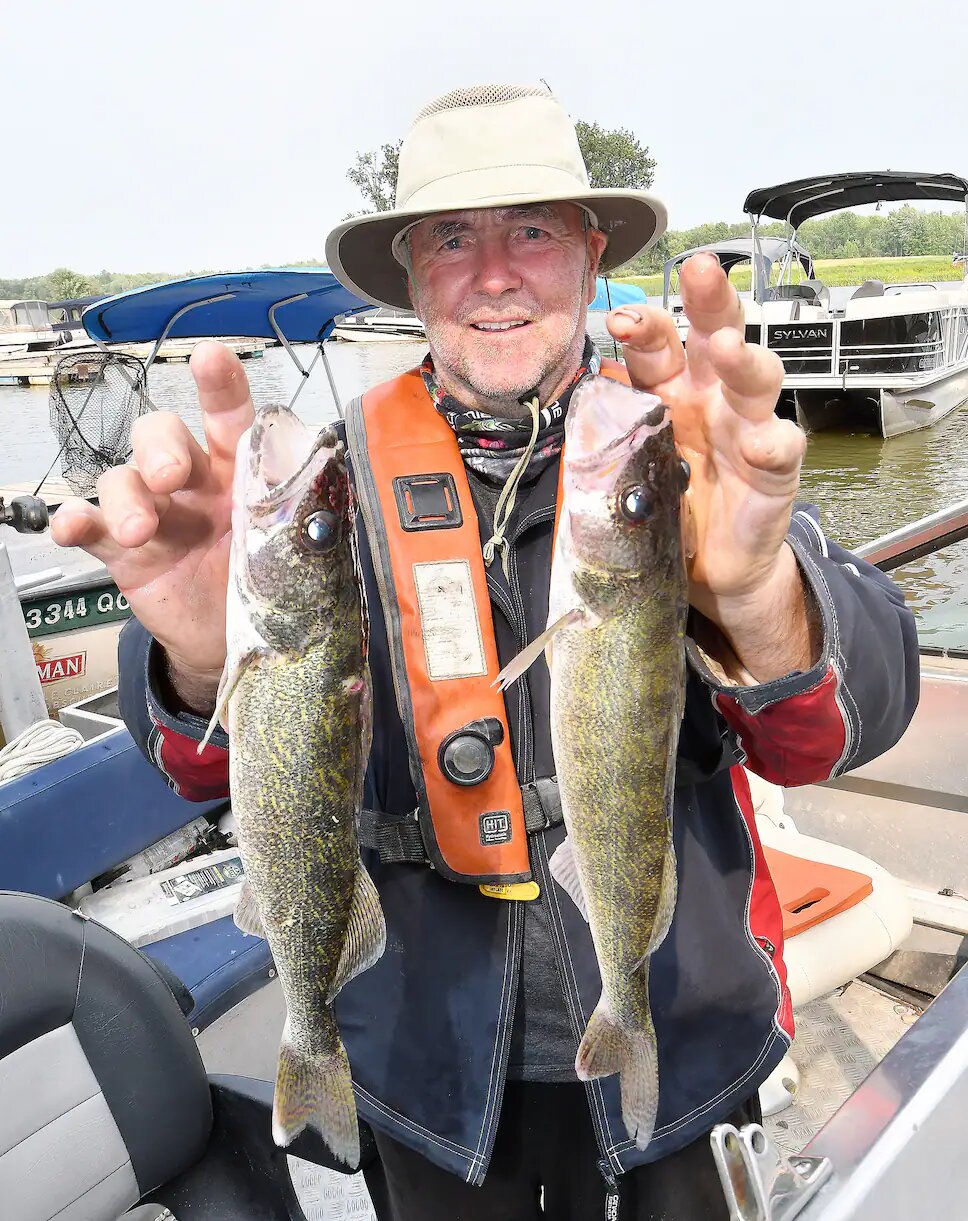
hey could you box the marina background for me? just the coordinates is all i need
[2,324,966,650]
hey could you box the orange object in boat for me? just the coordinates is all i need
[764,846,874,938]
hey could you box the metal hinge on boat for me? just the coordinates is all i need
[710,1122,831,1220]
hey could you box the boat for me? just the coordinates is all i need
[1,487,967,1217]
[0,298,71,358]
[1,270,369,727]
[738,172,968,438]
[662,235,816,319]
[332,306,426,342]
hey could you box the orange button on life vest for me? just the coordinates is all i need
[764,846,873,939]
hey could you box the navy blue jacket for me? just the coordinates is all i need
[118,414,919,1185]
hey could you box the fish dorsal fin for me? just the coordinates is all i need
[327,863,387,1004]
[493,608,584,693]
[233,877,266,938]
[549,836,589,922]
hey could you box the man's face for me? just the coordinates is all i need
[406,203,607,411]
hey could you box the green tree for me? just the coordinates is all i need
[46,267,94,300]
[346,140,403,213]
[573,120,656,191]
[345,118,657,215]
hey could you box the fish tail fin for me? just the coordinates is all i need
[576,999,659,1151]
[272,1018,360,1168]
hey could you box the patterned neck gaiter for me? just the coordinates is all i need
[419,337,602,484]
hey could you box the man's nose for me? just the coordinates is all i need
[473,237,523,296]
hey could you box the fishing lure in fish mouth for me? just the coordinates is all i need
[497,375,689,1150]
[204,404,384,1166]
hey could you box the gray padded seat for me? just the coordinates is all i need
[0,891,374,1221]
[0,893,212,1220]
[850,279,886,300]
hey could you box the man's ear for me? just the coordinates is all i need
[584,229,609,305]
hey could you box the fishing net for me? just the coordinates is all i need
[48,351,152,496]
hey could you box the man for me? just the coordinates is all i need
[52,85,919,1219]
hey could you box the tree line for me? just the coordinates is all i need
[4,121,964,300]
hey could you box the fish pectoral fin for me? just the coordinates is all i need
[197,649,263,754]
[493,608,584,692]
[233,878,266,938]
[548,836,589,922]
[326,863,387,1004]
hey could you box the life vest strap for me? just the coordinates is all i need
[360,777,564,866]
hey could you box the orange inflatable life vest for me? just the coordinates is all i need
[344,359,630,886]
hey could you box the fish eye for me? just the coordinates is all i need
[619,485,652,523]
[302,509,340,552]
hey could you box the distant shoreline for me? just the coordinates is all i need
[617,255,966,297]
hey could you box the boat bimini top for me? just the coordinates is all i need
[81,269,370,414]
[744,170,968,229]
[741,172,968,305]
[662,237,815,308]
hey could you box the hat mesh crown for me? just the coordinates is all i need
[413,83,552,122]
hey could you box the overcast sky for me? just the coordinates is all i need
[5,0,966,278]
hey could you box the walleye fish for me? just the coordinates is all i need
[498,375,689,1149]
[201,405,385,1166]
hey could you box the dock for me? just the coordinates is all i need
[0,338,265,386]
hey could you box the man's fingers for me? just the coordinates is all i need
[707,327,786,423]
[191,341,255,470]
[739,416,806,478]
[680,254,744,390]
[131,411,209,493]
[606,305,685,390]
[50,499,121,562]
[95,465,170,548]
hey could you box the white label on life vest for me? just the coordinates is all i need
[413,559,487,681]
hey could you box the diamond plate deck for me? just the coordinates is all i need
[766,979,921,1157]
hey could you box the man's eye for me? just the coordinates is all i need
[523,227,547,240]
[442,236,465,251]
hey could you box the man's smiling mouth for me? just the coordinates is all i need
[470,320,531,332]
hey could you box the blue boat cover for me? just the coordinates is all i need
[144,916,273,1032]
[590,276,648,311]
[0,728,227,899]
[82,269,370,345]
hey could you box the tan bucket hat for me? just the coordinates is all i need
[325,84,667,310]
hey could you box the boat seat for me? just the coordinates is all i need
[0,890,373,1221]
[144,915,274,1033]
[850,279,886,300]
[746,771,912,1009]
[764,846,873,939]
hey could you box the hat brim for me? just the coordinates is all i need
[324,189,668,311]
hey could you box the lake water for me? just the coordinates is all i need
[2,320,966,649]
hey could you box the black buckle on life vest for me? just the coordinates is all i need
[393,473,463,531]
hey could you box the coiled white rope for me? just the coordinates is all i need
[0,719,85,784]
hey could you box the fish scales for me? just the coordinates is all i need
[543,375,689,1151]
[207,404,385,1168]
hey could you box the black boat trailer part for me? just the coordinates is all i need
[711,963,968,1219]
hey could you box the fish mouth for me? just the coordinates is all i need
[244,406,339,510]
[565,381,670,475]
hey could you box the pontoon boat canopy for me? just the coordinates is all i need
[663,237,814,305]
[744,172,968,229]
[81,269,371,414]
[82,269,369,345]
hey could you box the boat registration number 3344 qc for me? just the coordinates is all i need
[22,582,131,639]
[19,581,133,715]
